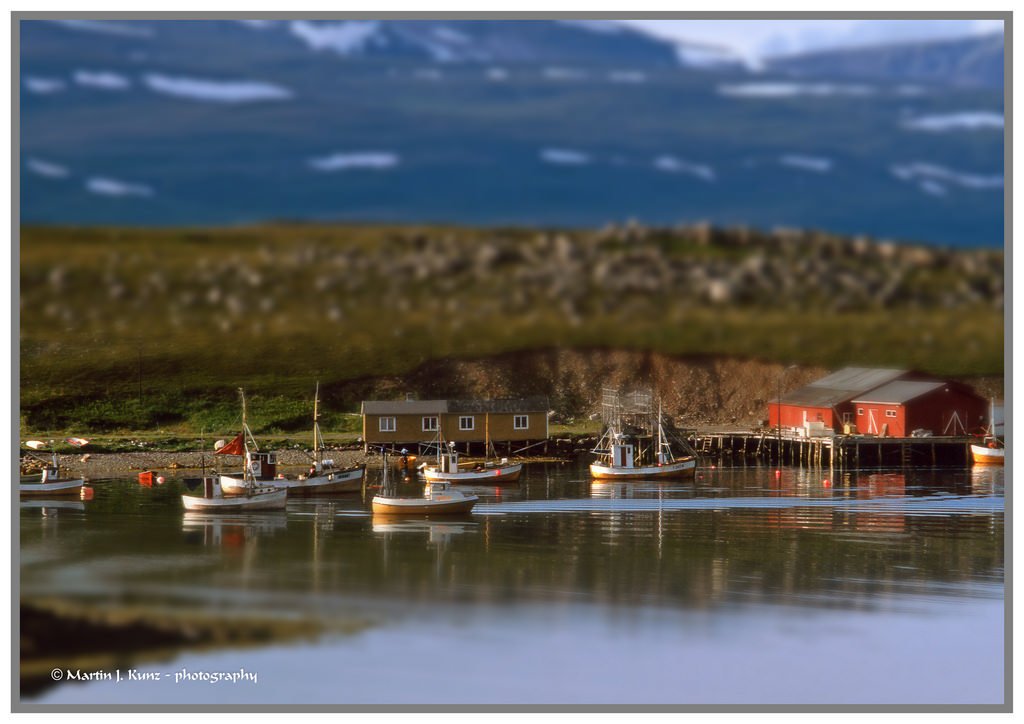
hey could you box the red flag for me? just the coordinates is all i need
[215,432,245,456]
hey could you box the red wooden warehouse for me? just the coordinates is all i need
[768,367,911,433]
[850,380,987,437]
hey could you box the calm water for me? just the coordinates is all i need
[22,461,1005,706]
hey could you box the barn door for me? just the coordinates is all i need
[868,409,878,435]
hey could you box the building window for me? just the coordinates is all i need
[379,416,396,432]
[422,416,438,432]
[514,415,529,430]
[857,408,864,416]
[885,410,897,418]
[459,416,474,431]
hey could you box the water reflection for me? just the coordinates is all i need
[182,511,288,548]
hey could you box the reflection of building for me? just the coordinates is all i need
[769,367,986,436]
[360,397,549,450]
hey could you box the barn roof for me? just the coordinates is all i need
[777,367,910,408]
[361,397,548,415]
[851,380,948,404]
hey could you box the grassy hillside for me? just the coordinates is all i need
[19,223,1003,434]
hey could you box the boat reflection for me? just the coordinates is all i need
[970,466,1004,496]
[589,479,691,499]
[182,511,288,547]
[371,517,477,545]
[20,499,86,515]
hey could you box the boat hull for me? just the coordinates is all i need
[19,478,85,497]
[422,463,522,484]
[371,494,478,515]
[971,444,1005,465]
[182,488,288,511]
[589,458,696,480]
[271,465,365,495]
[220,473,278,495]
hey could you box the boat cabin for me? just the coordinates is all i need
[611,443,634,468]
[247,451,277,479]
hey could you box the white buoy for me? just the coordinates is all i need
[156,476,166,485]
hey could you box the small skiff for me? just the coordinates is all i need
[372,482,478,515]
[971,443,1005,466]
[19,477,85,497]
[372,451,477,515]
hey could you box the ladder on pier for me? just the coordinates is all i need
[700,437,713,454]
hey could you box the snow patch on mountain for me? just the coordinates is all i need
[780,155,834,173]
[143,74,292,103]
[540,148,591,165]
[24,76,66,94]
[49,19,153,38]
[288,20,381,56]
[27,158,70,179]
[653,155,715,181]
[890,162,1002,191]
[86,177,154,197]
[308,151,400,171]
[900,111,1003,132]
[73,70,131,91]
[718,82,875,98]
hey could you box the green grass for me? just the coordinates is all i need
[19,223,1003,435]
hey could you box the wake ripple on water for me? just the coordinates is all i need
[475,495,1003,516]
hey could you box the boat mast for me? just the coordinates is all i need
[313,382,322,468]
[240,387,252,484]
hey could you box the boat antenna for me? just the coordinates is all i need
[313,381,322,469]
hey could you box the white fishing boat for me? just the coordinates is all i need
[372,450,478,515]
[270,383,366,496]
[422,442,522,484]
[20,440,85,497]
[183,427,287,511]
[217,388,280,495]
[181,476,287,512]
[971,399,1005,466]
[421,412,523,484]
[590,404,696,480]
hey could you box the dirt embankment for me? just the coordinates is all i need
[334,348,1004,427]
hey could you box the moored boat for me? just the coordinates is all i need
[181,476,288,511]
[20,440,86,497]
[269,383,366,496]
[971,442,1005,465]
[422,444,522,484]
[590,403,696,480]
[372,450,478,515]
[971,398,1005,466]
[217,388,280,495]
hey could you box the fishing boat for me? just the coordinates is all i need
[421,412,523,483]
[218,388,281,495]
[20,440,85,497]
[270,384,366,496]
[181,476,287,511]
[590,404,696,480]
[372,450,478,515]
[971,399,1005,466]
[182,436,287,511]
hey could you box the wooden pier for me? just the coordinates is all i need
[690,430,978,469]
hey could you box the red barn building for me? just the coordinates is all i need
[850,381,987,437]
[768,367,911,433]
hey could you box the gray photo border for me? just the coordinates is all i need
[10,9,1013,714]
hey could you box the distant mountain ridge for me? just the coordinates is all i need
[766,32,1003,89]
[19,19,1005,247]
